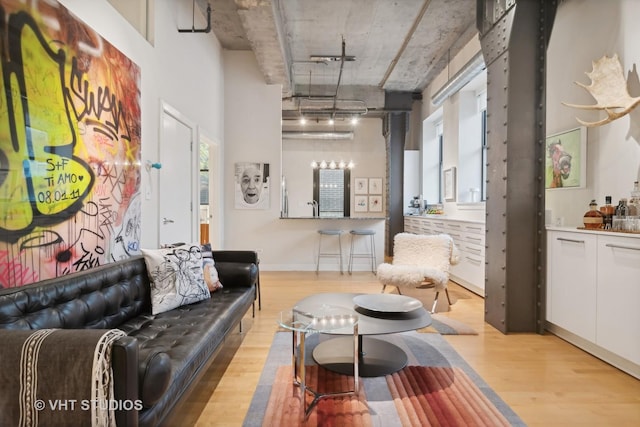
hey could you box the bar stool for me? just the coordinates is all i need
[348,229,376,274]
[316,229,344,274]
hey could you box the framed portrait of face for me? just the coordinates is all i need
[235,162,270,209]
[545,127,586,189]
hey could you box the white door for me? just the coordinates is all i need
[159,103,197,246]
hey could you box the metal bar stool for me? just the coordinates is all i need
[348,229,376,274]
[316,229,344,274]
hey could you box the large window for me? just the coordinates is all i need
[481,107,488,201]
[422,114,444,205]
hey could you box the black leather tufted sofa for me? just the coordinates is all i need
[0,251,259,427]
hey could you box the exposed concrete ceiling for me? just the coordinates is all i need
[201,0,477,118]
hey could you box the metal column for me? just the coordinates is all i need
[478,0,557,333]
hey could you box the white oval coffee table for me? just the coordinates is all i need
[293,292,431,377]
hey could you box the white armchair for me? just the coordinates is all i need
[377,232,460,312]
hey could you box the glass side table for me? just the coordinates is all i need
[278,305,359,419]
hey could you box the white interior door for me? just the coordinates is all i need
[159,103,197,246]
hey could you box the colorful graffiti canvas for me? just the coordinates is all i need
[0,0,142,288]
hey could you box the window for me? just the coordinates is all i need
[422,112,443,205]
[481,107,488,201]
[456,87,486,204]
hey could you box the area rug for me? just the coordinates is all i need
[417,314,478,335]
[243,332,525,426]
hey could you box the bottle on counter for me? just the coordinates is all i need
[628,181,639,217]
[616,198,629,217]
[583,199,604,229]
[600,196,615,229]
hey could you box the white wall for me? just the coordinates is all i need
[546,0,640,226]
[419,0,640,226]
[282,118,387,218]
[223,52,385,270]
[60,0,225,249]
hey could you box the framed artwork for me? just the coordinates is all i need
[354,195,368,212]
[354,178,368,195]
[369,178,382,195]
[0,0,142,288]
[368,195,383,212]
[235,162,270,209]
[444,167,456,201]
[545,127,586,189]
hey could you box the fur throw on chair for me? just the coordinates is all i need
[377,233,459,291]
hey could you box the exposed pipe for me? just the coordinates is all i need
[178,1,212,33]
[331,38,348,118]
[430,51,485,106]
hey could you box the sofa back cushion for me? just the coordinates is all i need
[0,256,151,330]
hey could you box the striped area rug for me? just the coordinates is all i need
[386,366,510,426]
[243,332,525,427]
[260,365,510,427]
[263,365,371,427]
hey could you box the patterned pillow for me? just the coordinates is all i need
[201,243,223,292]
[141,243,211,315]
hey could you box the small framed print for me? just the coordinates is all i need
[368,178,382,195]
[354,195,368,212]
[444,167,456,202]
[354,178,368,195]
[368,195,382,212]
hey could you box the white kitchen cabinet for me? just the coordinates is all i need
[546,227,640,379]
[546,230,597,341]
[596,235,640,365]
[404,216,485,295]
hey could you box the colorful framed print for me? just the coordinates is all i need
[545,127,586,189]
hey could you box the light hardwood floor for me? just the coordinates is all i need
[165,271,640,426]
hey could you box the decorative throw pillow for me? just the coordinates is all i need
[141,243,211,315]
[201,243,223,292]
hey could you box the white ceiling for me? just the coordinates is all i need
[204,0,477,118]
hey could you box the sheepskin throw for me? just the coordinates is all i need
[377,233,458,291]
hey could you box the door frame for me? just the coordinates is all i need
[199,132,223,248]
[158,101,199,245]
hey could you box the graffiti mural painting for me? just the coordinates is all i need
[0,0,142,288]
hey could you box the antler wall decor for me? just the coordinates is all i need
[563,54,640,127]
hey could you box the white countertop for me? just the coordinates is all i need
[280,216,385,220]
[546,225,640,239]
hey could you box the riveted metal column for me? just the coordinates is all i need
[478,0,557,333]
[384,112,408,258]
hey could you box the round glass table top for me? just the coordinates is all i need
[278,304,358,334]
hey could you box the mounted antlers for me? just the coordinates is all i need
[563,54,640,127]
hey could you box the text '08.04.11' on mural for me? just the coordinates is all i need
[0,0,142,288]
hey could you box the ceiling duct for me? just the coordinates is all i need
[298,98,368,116]
[431,52,485,106]
[282,131,354,140]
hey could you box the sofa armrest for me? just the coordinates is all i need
[214,261,258,288]
[112,336,140,427]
